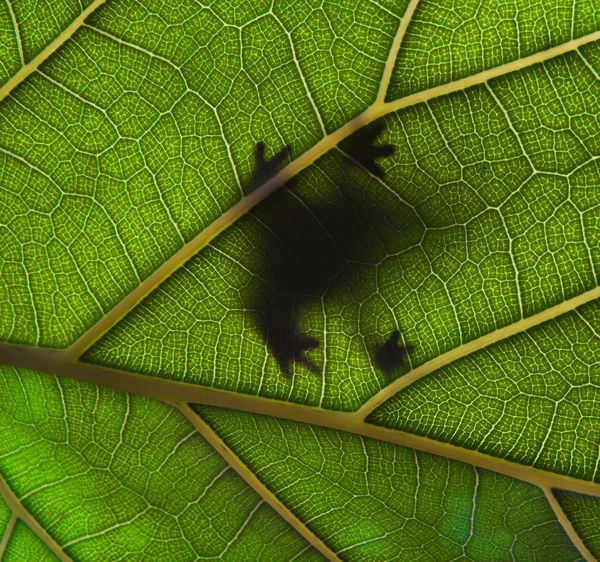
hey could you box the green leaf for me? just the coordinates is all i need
[554,491,600,559]
[368,301,600,482]
[3,522,60,562]
[86,54,600,411]
[1,0,600,560]
[0,366,323,561]
[386,0,600,99]
[198,406,582,561]
[0,0,101,89]
[0,0,406,347]
[0,495,10,535]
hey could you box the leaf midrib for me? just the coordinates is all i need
[2,325,600,500]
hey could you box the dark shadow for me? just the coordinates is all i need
[250,141,291,190]
[247,124,414,378]
[253,194,376,377]
[373,330,413,381]
[343,122,395,178]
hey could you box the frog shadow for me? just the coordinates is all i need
[246,131,421,380]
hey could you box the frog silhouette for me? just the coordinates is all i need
[249,125,408,377]
[254,192,368,376]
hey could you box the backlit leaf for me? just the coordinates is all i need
[1,0,600,560]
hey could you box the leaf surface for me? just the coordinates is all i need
[2,522,60,562]
[0,366,323,561]
[387,0,600,99]
[554,491,600,559]
[1,0,600,560]
[0,0,100,88]
[197,406,583,561]
[87,50,600,412]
